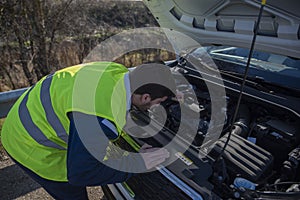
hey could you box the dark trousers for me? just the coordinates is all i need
[10,156,88,200]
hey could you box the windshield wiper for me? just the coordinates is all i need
[220,70,300,97]
[219,70,272,93]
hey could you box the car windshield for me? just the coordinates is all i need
[190,46,300,91]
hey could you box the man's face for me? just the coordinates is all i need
[133,94,168,111]
[144,96,168,110]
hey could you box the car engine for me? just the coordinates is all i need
[129,63,300,199]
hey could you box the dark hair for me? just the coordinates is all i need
[134,83,174,99]
[129,63,176,100]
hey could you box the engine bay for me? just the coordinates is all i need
[126,62,300,199]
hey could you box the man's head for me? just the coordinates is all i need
[129,63,176,111]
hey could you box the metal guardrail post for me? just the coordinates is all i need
[0,88,28,118]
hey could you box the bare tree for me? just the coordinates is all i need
[0,0,75,87]
[23,0,75,79]
[0,0,162,90]
[0,0,33,86]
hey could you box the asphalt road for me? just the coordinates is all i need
[0,151,107,200]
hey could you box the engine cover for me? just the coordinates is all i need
[209,133,273,182]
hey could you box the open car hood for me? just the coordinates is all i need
[143,0,300,58]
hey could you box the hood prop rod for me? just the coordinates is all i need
[216,0,267,162]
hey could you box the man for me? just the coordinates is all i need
[1,61,176,199]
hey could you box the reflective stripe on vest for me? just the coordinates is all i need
[18,74,68,150]
[40,75,68,143]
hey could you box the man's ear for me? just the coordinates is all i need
[141,94,151,103]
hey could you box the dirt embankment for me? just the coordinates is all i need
[0,1,175,92]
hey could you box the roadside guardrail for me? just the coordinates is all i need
[0,88,28,118]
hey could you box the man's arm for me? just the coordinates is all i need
[67,111,133,186]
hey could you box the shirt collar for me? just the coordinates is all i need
[124,72,131,111]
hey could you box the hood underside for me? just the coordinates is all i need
[143,0,300,58]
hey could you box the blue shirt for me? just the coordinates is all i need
[67,112,133,186]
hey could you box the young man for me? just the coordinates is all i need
[1,61,176,199]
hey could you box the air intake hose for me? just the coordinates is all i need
[232,104,251,138]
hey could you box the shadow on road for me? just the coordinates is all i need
[0,162,43,200]
[0,157,106,200]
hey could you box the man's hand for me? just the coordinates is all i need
[172,90,184,103]
[139,144,170,170]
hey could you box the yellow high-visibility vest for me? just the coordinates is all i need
[1,62,129,181]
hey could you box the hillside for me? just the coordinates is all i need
[0,0,175,92]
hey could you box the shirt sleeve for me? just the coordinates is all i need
[66,111,135,186]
